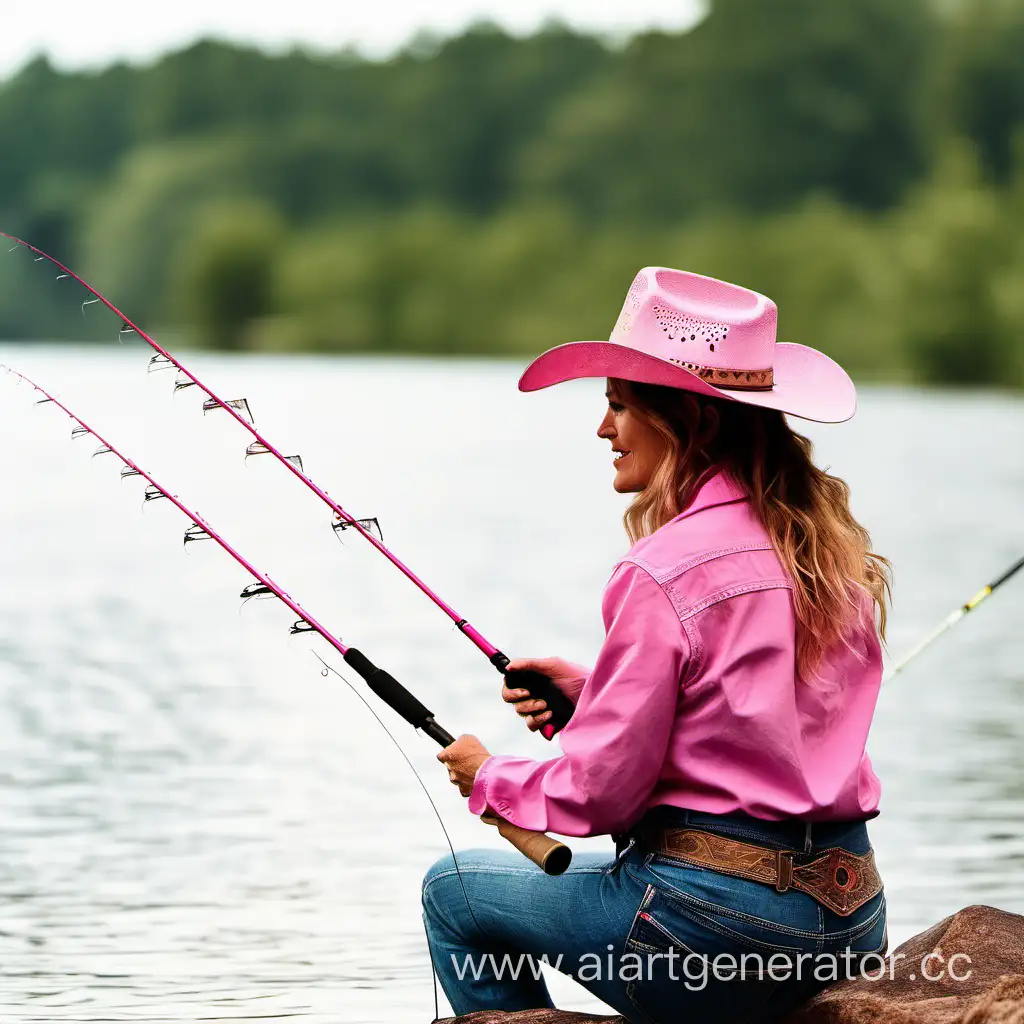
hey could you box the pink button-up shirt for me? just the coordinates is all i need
[469,470,883,837]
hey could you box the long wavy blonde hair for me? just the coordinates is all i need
[613,379,891,682]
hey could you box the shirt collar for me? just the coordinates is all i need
[672,468,748,523]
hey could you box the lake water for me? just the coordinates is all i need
[0,344,1022,1022]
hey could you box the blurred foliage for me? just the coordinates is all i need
[175,200,285,350]
[0,0,1022,387]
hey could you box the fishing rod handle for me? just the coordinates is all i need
[341,648,572,875]
[491,655,576,741]
[480,814,573,876]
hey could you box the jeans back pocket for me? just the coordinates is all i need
[624,883,791,1024]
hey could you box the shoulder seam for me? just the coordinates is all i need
[626,542,776,585]
[613,558,693,663]
[679,578,793,622]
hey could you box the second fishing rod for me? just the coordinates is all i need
[2,232,576,739]
[2,364,571,876]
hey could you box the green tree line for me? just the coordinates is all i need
[1,0,1023,386]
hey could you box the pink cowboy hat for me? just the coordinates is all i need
[518,267,856,423]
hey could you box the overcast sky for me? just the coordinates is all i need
[2,0,703,78]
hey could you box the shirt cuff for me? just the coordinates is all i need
[468,754,503,816]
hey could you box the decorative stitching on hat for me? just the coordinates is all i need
[653,304,730,352]
[667,357,774,391]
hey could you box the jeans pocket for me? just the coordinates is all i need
[830,893,889,975]
[623,883,787,1024]
[763,893,889,1022]
[849,893,887,946]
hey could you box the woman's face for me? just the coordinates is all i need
[597,380,668,493]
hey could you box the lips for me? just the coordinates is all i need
[613,449,630,463]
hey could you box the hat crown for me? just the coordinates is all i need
[518,265,857,423]
[611,268,777,374]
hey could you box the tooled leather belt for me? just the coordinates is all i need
[645,828,883,917]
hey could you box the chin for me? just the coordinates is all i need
[612,476,645,494]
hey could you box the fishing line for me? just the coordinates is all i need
[1,231,576,739]
[1,364,574,881]
[5,238,1021,1012]
[313,652,485,1023]
[3,363,567,1013]
[4,362,565,1007]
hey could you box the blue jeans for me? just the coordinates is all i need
[421,809,887,1024]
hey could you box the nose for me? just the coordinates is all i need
[597,407,615,440]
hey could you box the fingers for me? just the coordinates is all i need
[501,683,531,703]
[502,667,560,734]
[516,698,549,716]
[506,657,559,674]
[446,772,470,796]
[437,735,490,799]
[502,685,548,713]
[436,733,474,764]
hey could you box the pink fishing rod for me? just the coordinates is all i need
[1,232,574,738]
[1,364,570,876]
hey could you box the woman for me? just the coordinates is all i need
[427,267,890,1024]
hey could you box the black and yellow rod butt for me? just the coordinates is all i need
[886,553,1024,681]
[342,648,572,875]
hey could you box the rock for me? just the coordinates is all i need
[786,906,1024,1024]
[436,905,1024,1024]
[441,1014,618,1024]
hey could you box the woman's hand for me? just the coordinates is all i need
[502,657,589,734]
[438,734,491,797]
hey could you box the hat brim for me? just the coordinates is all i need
[517,341,856,423]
